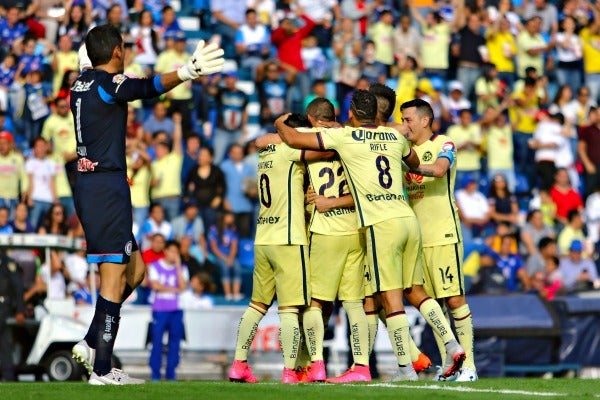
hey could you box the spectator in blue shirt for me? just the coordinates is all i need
[73,270,100,305]
[143,101,174,142]
[0,7,28,54]
[220,143,255,238]
[486,235,531,292]
[208,210,242,301]
[208,70,249,163]
[0,206,13,233]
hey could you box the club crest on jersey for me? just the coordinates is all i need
[422,151,433,162]
[405,172,424,185]
[125,241,132,256]
[441,142,455,154]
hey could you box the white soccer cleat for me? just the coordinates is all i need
[433,366,457,382]
[455,368,478,382]
[88,368,145,385]
[388,365,419,382]
[72,340,95,375]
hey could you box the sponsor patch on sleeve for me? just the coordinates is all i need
[112,74,128,92]
[438,141,456,165]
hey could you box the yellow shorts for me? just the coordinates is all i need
[251,245,310,307]
[365,216,424,293]
[422,242,465,299]
[309,232,366,302]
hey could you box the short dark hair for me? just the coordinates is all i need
[306,98,335,122]
[524,77,537,87]
[567,209,580,222]
[369,83,396,122]
[165,240,180,251]
[400,98,434,127]
[312,79,326,88]
[538,236,555,251]
[85,24,123,67]
[54,96,68,106]
[246,8,256,16]
[284,113,311,128]
[350,90,377,122]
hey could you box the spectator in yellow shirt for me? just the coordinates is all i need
[0,131,27,218]
[486,15,516,86]
[510,76,543,188]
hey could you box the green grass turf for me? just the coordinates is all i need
[1,379,598,400]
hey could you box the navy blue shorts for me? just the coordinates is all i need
[74,171,138,264]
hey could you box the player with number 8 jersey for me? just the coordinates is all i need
[276,90,432,380]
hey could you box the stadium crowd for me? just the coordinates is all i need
[0,0,598,328]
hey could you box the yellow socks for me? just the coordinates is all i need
[279,308,301,369]
[452,304,475,370]
[385,311,412,367]
[343,300,369,366]
[234,304,266,360]
[302,306,324,361]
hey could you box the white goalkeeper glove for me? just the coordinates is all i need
[177,40,225,81]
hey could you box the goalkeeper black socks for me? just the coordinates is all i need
[92,296,122,376]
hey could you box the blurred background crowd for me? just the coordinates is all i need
[0,0,599,311]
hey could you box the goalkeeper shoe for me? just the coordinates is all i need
[88,368,144,385]
[229,360,258,383]
[327,365,371,383]
[72,340,95,375]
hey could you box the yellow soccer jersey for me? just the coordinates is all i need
[0,151,27,199]
[41,114,76,159]
[317,124,414,228]
[404,135,462,247]
[49,154,72,198]
[127,155,151,209]
[306,156,358,236]
[255,142,308,246]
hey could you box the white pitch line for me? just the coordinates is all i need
[366,383,566,397]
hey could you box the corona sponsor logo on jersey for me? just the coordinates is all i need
[405,172,426,200]
[404,172,424,185]
[351,128,398,143]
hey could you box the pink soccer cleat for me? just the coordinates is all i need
[306,360,326,382]
[229,360,258,383]
[326,365,371,383]
[282,367,300,383]
[295,366,310,382]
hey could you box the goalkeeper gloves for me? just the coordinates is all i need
[177,40,225,81]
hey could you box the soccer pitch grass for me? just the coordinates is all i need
[1,379,598,400]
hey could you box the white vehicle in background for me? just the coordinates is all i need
[1,234,121,381]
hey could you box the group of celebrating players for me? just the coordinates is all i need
[228,84,478,384]
[69,23,476,386]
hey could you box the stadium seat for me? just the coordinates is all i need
[178,16,200,32]
[514,173,530,194]
[236,80,256,96]
[237,238,255,270]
